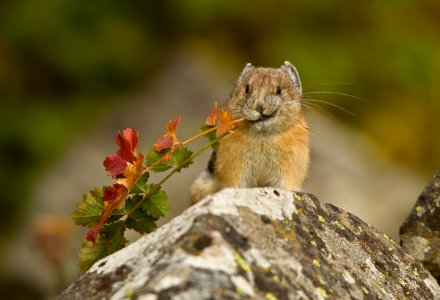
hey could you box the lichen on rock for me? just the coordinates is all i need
[59,188,440,299]
[400,169,440,283]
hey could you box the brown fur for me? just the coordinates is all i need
[190,62,310,203]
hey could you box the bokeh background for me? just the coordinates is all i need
[1,1,439,298]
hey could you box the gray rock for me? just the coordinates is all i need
[400,169,440,283]
[58,188,439,299]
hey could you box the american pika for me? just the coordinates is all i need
[190,61,310,203]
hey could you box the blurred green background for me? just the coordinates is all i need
[1,0,439,298]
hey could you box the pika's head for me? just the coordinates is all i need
[228,61,302,133]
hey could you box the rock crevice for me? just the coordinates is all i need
[400,169,440,283]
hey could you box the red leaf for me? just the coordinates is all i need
[87,183,129,244]
[216,109,234,136]
[90,128,144,246]
[103,154,127,178]
[154,134,173,152]
[116,128,138,163]
[205,103,218,126]
[104,184,127,207]
[103,128,139,179]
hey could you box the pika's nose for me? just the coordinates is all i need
[255,103,264,113]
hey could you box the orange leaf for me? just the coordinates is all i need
[205,102,218,126]
[154,116,181,152]
[166,115,181,138]
[216,109,234,136]
[119,154,145,188]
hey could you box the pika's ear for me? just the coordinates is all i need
[238,62,254,82]
[281,61,302,96]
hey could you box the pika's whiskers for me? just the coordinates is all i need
[302,98,356,116]
[300,103,335,119]
[303,81,364,89]
[303,91,366,102]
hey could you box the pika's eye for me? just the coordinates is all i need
[276,86,281,95]
[245,83,250,94]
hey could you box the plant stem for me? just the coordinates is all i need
[126,136,225,218]
[125,186,160,218]
[182,118,243,146]
[182,127,217,146]
[159,135,224,185]
[141,118,243,176]
[124,118,243,220]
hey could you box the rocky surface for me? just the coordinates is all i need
[400,169,440,283]
[58,188,440,299]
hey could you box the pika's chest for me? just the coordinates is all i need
[245,140,282,186]
[216,133,283,187]
[246,140,279,167]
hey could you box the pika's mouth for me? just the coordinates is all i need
[248,107,279,124]
[248,114,276,124]
[241,105,279,126]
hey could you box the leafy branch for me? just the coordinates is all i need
[71,104,243,270]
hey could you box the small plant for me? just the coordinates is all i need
[71,104,242,271]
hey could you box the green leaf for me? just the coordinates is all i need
[143,188,169,218]
[108,209,125,223]
[146,147,193,173]
[125,209,157,234]
[71,188,104,227]
[78,221,127,271]
[125,194,144,211]
[168,147,193,172]
[71,187,124,227]
[146,147,172,172]
[200,125,220,151]
[125,195,157,233]
[130,172,150,193]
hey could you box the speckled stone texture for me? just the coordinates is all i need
[400,169,440,283]
[59,188,440,300]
